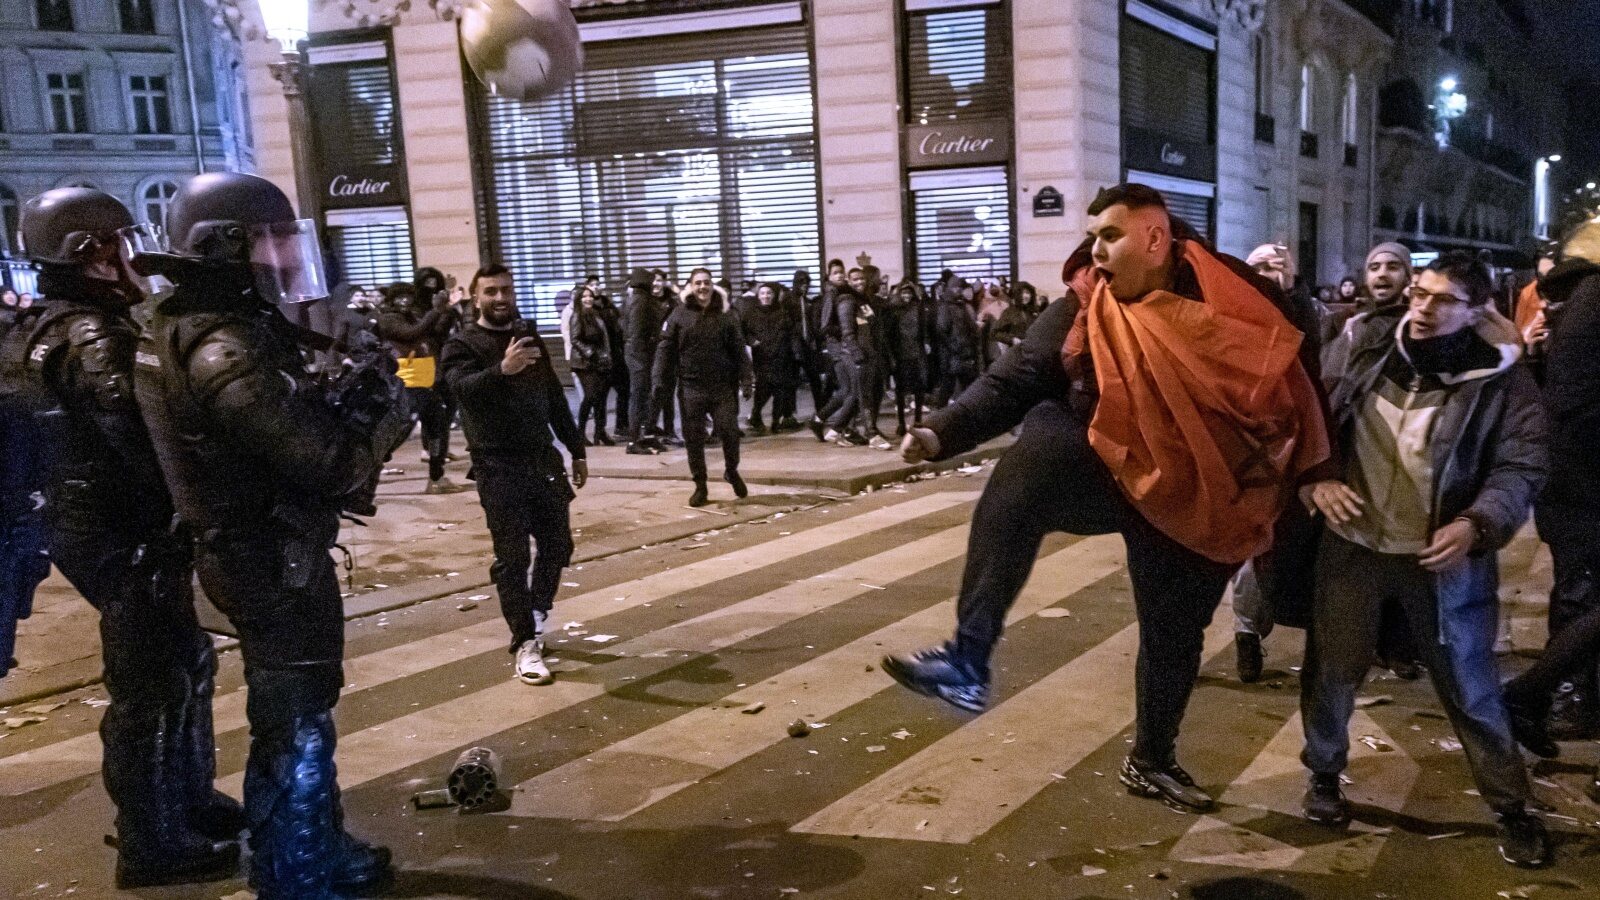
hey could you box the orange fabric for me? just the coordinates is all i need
[1084,242,1331,564]
[1513,280,1544,339]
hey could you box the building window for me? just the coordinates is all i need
[903,4,1012,124]
[473,23,820,324]
[0,184,19,256]
[1252,33,1274,143]
[908,167,1012,282]
[1299,64,1319,158]
[1121,11,1218,190]
[118,0,155,34]
[36,0,73,31]
[314,63,399,166]
[1342,73,1359,165]
[46,72,89,133]
[139,179,179,231]
[129,75,172,134]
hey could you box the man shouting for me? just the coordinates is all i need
[884,184,1330,813]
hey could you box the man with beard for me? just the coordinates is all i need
[441,264,587,687]
[131,173,410,898]
[654,268,752,507]
[1323,242,1413,383]
[1,188,245,887]
[884,184,1329,813]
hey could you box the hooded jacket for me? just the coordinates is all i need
[1326,306,1547,638]
[933,279,980,375]
[1534,248,1600,542]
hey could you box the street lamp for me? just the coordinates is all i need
[259,0,320,227]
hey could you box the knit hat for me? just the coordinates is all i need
[1364,242,1413,274]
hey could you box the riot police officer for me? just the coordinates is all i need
[0,188,245,887]
[130,173,411,898]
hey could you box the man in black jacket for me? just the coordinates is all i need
[4,188,243,888]
[624,268,675,454]
[883,184,1328,815]
[441,264,587,687]
[654,268,752,507]
[1505,221,1600,788]
[784,268,826,423]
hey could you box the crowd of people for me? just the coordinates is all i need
[0,172,1597,895]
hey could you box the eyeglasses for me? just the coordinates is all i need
[1407,285,1470,307]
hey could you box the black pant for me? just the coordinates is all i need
[472,455,574,648]
[680,382,741,485]
[948,398,1236,766]
[797,344,830,412]
[894,366,927,433]
[934,363,976,408]
[50,520,216,853]
[751,374,775,425]
[642,369,678,438]
[1508,534,1600,716]
[627,363,653,441]
[857,356,885,436]
[404,386,451,480]
[611,362,630,435]
[1301,531,1531,811]
[575,369,611,439]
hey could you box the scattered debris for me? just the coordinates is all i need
[741,702,766,715]
[1354,695,1394,709]
[467,594,491,602]
[1358,735,1393,752]
[456,601,479,612]
[445,571,460,578]
[22,702,64,715]
[1080,865,1107,877]
[787,719,811,738]
[891,728,913,740]
[564,622,584,631]
[1426,831,1464,840]
[411,788,455,810]
[79,697,110,708]
[434,523,456,531]
[562,581,580,588]
[583,634,619,644]
[1434,737,1463,752]
[381,467,405,475]
[866,745,887,753]
[1036,608,1071,618]
[859,583,886,591]
[5,717,48,729]
[446,747,503,811]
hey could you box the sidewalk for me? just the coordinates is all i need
[1,416,1011,707]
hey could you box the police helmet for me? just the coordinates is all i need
[19,188,136,266]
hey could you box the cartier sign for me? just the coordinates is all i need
[320,165,404,209]
[905,118,1012,169]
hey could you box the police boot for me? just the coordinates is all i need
[105,705,240,888]
[179,646,246,841]
[245,711,393,899]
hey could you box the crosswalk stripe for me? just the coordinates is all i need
[0,491,977,798]
[502,533,1127,822]
[217,523,978,795]
[1168,710,1418,875]
[791,598,1234,843]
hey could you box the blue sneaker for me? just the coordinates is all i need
[882,644,990,713]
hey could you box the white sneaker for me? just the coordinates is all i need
[515,638,553,685]
[425,476,471,495]
[868,435,893,450]
[823,428,841,442]
[419,451,431,463]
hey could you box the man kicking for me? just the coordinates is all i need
[884,184,1330,813]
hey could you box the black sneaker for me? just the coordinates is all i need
[808,418,827,442]
[688,484,709,507]
[1497,807,1551,868]
[1235,632,1263,684]
[1547,682,1600,741]
[1301,772,1351,825]
[725,471,749,499]
[843,430,870,446]
[1389,659,1421,681]
[882,645,990,713]
[626,441,657,455]
[1505,695,1560,759]
[1118,756,1214,813]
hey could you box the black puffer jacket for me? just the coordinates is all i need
[934,279,979,377]
[1535,254,1600,543]
[569,306,611,373]
[742,293,800,383]
[653,287,752,390]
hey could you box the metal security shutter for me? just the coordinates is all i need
[904,3,1011,124]
[1163,192,1213,242]
[475,23,820,326]
[314,62,399,167]
[1121,19,1211,148]
[908,167,1013,281]
[330,221,415,289]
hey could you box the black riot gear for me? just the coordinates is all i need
[2,188,244,888]
[133,173,402,899]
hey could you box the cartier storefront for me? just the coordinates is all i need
[900,0,1016,283]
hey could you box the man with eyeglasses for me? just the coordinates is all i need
[1297,251,1551,867]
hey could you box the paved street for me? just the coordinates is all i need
[2,455,1599,899]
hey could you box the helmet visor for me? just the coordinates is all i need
[248,219,329,304]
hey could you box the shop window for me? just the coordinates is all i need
[904,3,1012,124]
[1121,13,1216,185]
[329,220,415,290]
[907,167,1013,282]
[1252,32,1274,143]
[474,23,820,325]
